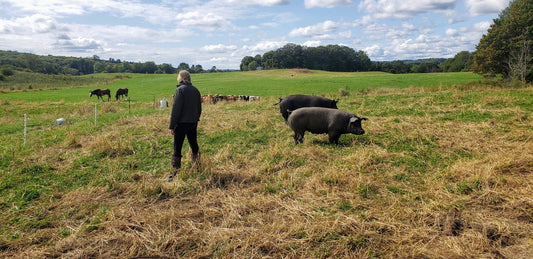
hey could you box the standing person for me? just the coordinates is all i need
[168,70,202,181]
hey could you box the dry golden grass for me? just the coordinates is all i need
[1,84,532,258]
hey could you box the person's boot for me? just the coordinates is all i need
[191,152,200,172]
[171,155,181,169]
[167,155,181,182]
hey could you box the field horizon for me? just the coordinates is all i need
[0,70,532,258]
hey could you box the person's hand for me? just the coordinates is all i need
[170,129,175,136]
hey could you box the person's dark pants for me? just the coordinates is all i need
[173,123,199,159]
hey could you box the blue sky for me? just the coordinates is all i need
[0,0,510,69]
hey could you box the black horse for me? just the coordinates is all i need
[90,88,111,102]
[115,88,128,101]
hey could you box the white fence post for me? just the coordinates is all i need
[24,113,27,146]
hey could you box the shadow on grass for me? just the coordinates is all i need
[306,133,372,147]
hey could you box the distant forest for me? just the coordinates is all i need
[240,44,474,74]
[0,50,219,77]
[0,47,474,79]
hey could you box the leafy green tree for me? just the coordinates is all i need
[248,61,259,71]
[190,64,203,73]
[411,62,441,73]
[240,56,254,71]
[24,54,43,72]
[144,61,157,74]
[119,62,132,73]
[208,66,218,73]
[158,63,176,74]
[261,51,277,69]
[377,60,411,74]
[473,0,533,82]
[276,43,303,68]
[1,68,14,76]
[104,63,114,73]
[93,62,105,73]
[254,54,262,68]
[177,62,190,72]
[442,51,473,72]
[354,50,372,72]
[132,62,145,73]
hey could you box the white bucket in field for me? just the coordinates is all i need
[54,118,66,125]
[160,97,168,108]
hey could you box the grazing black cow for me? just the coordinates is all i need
[276,95,339,122]
[115,88,128,101]
[90,89,111,102]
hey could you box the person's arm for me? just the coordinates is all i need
[169,88,183,130]
[197,91,202,118]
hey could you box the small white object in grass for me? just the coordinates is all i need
[54,118,66,125]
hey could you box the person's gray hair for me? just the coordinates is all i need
[177,70,191,84]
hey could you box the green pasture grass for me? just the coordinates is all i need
[0,71,129,91]
[0,70,482,103]
[194,70,484,97]
[0,70,531,258]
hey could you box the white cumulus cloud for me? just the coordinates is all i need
[1,0,177,24]
[55,35,104,51]
[226,0,290,6]
[446,28,458,36]
[303,40,321,47]
[244,40,288,53]
[202,44,238,53]
[465,0,510,16]
[359,0,457,19]
[0,14,61,34]
[289,20,339,38]
[305,0,353,8]
[176,11,234,30]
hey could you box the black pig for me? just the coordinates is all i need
[287,107,367,144]
[277,95,338,122]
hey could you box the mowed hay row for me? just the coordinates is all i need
[0,86,532,258]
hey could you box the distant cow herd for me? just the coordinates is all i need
[201,94,260,104]
[90,88,128,102]
[90,89,258,104]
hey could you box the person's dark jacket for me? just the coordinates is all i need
[169,83,202,129]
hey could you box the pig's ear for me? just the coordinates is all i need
[361,117,368,120]
[349,117,358,123]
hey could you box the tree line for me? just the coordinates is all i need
[240,44,474,74]
[240,44,373,72]
[0,51,221,77]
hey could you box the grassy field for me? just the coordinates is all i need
[0,70,532,258]
[0,71,129,92]
[1,69,482,102]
